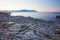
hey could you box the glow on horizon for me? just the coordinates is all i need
[0,0,60,12]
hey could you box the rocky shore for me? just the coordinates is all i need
[0,12,60,40]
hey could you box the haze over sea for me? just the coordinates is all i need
[11,12,60,23]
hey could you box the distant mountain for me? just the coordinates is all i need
[0,9,37,12]
[12,9,37,12]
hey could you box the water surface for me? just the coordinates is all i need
[11,12,60,22]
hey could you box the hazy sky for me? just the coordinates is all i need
[0,0,60,12]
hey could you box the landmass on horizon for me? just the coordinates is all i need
[0,9,38,12]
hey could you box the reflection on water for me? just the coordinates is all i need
[11,12,60,22]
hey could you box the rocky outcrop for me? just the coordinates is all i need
[56,16,60,18]
[0,11,10,22]
[7,22,60,40]
[0,12,60,40]
[0,11,10,17]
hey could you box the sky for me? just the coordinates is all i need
[0,0,60,12]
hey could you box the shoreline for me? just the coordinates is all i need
[0,12,60,40]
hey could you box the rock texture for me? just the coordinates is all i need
[0,11,10,18]
[0,12,60,40]
[0,11,10,22]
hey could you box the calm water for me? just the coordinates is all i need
[11,12,60,23]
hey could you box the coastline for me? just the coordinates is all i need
[0,12,60,40]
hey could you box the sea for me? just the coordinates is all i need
[11,12,60,23]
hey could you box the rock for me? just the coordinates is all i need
[56,16,60,19]
[0,11,10,22]
[0,22,13,28]
[55,30,60,34]
[0,13,60,40]
[0,11,10,17]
